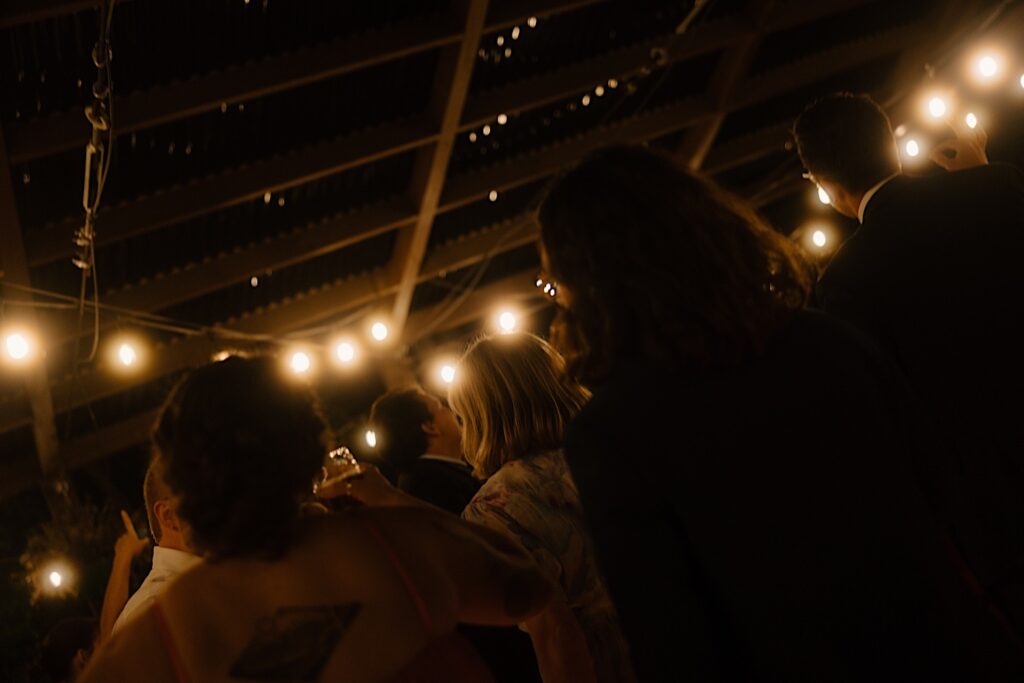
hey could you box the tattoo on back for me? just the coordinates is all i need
[229,603,362,681]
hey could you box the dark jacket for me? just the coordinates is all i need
[817,164,1024,620]
[565,310,1023,682]
[398,457,480,514]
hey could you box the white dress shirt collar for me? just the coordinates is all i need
[419,453,470,467]
[857,173,899,224]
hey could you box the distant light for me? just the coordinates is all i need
[277,197,285,207]
[496,36,504,46]
[498,310,517,333]
[440,364,456,384]
[489,190,498,202]
[535,278,543,287]
[504,48,512,58]
[371,322,389,342]
[905,139,920,158]
[482,125,492,136]
[48,571,62,587]
[117,343,137,367]
[812,230,827,248]
[894,124,907,137]
[927,96,947,119]
[289,351,311,374]
[263,192,271,204]
[977,54,999,80]
[335,341,356,364]
[365,430,377,448]
[527,16,537,28]
[595,85,605,97]
[965,112,978,129]
[817,185,831,205]
[497,113,508,125]
[4,332,31,361]
[512,26,521,40]
[1019,73,1024,89]
[581,94,591,106]
[543,283,552,294]
[469,132,477,142]
[250,276,259,287]
[607,78,619,89]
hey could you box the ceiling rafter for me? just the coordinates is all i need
[676,0,778,168]
[20,0,886,268]
[388,0,489,345]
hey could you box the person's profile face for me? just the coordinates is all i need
[421,392,462,442]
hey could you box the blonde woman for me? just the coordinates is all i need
[450,333,635,683]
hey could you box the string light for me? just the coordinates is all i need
[496,36,504,46]
[581,94,591,106]
[607,78,619,89]
[334,341,356,364]
[3,330,33,363]
[527,16,537,28]
[263,192,271,204]
[289,350,312,374]
[927,96,947,119]
[894,124,907,137]
[489,190,498,202]
[595,85,605,97]
[371,322,389,342]
[965,112,978,129]
[976,54,999,80]
[512,26,521,40]
[117,343,138,367]
[250,276,259,287]
[469,132,477,142]
[812,230,827,248]
[482,125,491,136]
[497,113,508,125]
[440,364,456,384]
[365,430,377,448]
[904,139,920,158]
[1019,73,1024,89]
[48,571,62,587]
[498,310,518,333]
[817,185,831,205]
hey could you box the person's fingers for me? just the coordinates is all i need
[120,509,137,537]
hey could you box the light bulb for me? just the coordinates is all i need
[905,139,920,158]
[117,343,137,367]
[365,430,377,448]
[335,342,355,363]
[977,55,998,79]
[48,571,62,587]
[4,333,31,361]
[289,351,311,374]
[440,365,456,384]
[817,185,831,205]
[371,322,388,342]
[965,112,978,129]
[497,113,508,125]
[927,96,947,119]
[498,311,517,332]
[812,230,827,248]
[488,190,498,202]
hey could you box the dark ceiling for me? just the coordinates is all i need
[1,0,1021,499]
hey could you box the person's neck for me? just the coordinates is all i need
[424,439,463,462]
[157,535,194,556]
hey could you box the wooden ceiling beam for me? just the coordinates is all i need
[388,0,489,345]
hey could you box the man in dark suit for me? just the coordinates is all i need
[368,386,542,682]
[794,92,1024,630]
[369,386,478,512]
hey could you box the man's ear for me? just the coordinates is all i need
[155,499,181,534]
[421,419,440,437]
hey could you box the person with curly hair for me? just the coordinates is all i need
[79,355,552,682]
[537,145,1024,680]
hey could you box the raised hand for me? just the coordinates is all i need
[930,117,989,171]
[114,509,150,559]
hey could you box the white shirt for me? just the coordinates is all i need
[112,546,200,633]
[857,173,899,223]
[419,453,471,468]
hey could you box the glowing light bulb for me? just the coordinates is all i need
[440,364,456,384]
[527,16,537,28]
[894,124,907,137]
[608,78,618,89]
[365,430,377,448]
[469,132,477,142]
[48,571,62,587]
[581,94,591,106]
[905,139,920,158]
[812,230,827,248]
[1019,73,1024,89]
[977,55,998,79]
[497,113,508,125]
[488,190,498,202]
[965,112,978,129]
[817,185,831,205]
[927,96,947,119]
[482,125,491,136]
[512,26,521,40]
[117,343,137,367]
[371,322,388,342]
[250,276,259,287]
[498,311,517,332]
[335,342,355,364]
[496,36,504,46]
[5,333,30,361]
[263,192,272,204]
[289,351,311,374]
[595,85,605,97]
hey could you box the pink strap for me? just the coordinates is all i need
[366,521,435,632]
[151,601,190,683]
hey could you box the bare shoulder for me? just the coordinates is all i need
[80,605,176,683]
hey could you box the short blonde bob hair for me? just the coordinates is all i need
[449,332,590,478]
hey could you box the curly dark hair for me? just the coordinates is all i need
[793,92,900,195]
[538,145,814,384]
[152,355,330,560]
[368,387,432,474]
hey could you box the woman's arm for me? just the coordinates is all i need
[98,510,150,642]
[523,600,597,683]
